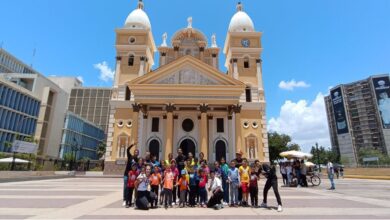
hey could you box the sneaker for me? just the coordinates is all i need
[277,205,283,212]
[260,202,267,208]
[172,202,176,206]
[125,204,130,208]
[223,202,228,206]
[122,201,126,207]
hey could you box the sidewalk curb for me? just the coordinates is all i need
[0,175,74,183]
[344,175,390,180]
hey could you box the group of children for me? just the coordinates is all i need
[123,145,283,211]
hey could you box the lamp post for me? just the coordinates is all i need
[315,142,321,172]
[71,138,81,171]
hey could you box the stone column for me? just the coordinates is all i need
[256,59,263,89]
[212,54,217,69]
[199,47,204,61]
[131,104,141,146]
[199,104,209,159]
[233,104,242,152]
[164,104,175,159]
[161,52,166,66]
[174,46,179,59]
[114,56,121,88]
[138,57,145,77]
[232,58,239,79]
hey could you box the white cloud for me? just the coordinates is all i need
[268,93,330,152]
[94,61,114,82]
[279,79,310,91]
[76,76,84,84]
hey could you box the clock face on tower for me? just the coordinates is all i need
[241,39,250,47]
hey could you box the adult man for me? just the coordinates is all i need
[327,160,335,190]
[260,163,283,212]
[175,148,187,176]
[207,171,224,210]
[233,150,244,203]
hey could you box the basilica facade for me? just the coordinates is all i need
[104,1,269,174]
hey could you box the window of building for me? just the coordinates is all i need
[245,87,252,102]
[128,55,134,66]
[182,118,194,132]
[244,58,250,68]
[152,117,159,132]
[125,87,131,100]
[217,118,224,133]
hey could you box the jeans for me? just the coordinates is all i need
[207,191,223,208]
[189,185,197,206]
[151,185,159,207]
[263,179,282,206]
[125,187,135,206]
[282,174,287,185]
[328,174,335,189]
[172,185,177,203]
[123,176,128,201]
[222,178,229,203]
[199,187,207,205]
[179,190,187,206]
[249,186,258,206]
[229,182,239,205]
[164,188,173,206]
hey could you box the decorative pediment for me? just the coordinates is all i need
[153,67,218,85]
[129,55,244,86]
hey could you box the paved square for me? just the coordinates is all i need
[0,177,389,219]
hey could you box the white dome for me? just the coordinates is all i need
[228,11,255,32]
[124,8,151,30]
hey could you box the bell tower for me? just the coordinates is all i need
[223,2,264,102]
[114,0,157,90]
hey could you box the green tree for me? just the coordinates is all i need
[268,132,291,161]
[358,148,390,165]
[63,152,75,163]
[310,143,339,165]
[97,142,106,160]
[287,143,301,151]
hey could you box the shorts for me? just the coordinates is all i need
[241,182,249,193]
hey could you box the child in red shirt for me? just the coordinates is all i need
[126,163,139,208]
[249,169,259,207]
[198,169,208,207]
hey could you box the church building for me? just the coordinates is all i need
[104,1,269,174]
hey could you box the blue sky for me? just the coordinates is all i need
[1,0,390,151]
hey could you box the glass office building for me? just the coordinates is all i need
[0,78,40,152]
[60,112,105,160]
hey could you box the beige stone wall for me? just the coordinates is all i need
[240,110,265,162]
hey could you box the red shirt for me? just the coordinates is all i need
[127,170,139,188]
[249,174,258,187]
[199,174,208,188]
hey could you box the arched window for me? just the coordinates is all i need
[128,55,134,66]
[244,58,250,68]
[245,86,252,102]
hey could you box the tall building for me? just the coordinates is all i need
[48,76,83,95]
[325,74,390,166]
[0,78,40,152]
[0,49,37,74]
[59,111,105,160]
[0,73,69,158]
[67,88,112,134]
[104,1,268,174]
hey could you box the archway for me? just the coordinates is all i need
[215,140,227,162]
[149,139,160,160]
[179,139,196,157]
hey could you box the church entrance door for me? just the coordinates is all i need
[149,139,160,160]
[179,139,196,157]
[215,140,226,162]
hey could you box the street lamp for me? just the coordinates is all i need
[70,137,82,171]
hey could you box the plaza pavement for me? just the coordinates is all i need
[0,176,389,220]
